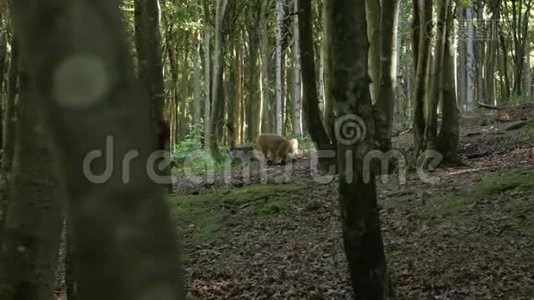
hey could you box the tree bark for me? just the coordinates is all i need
[412,0,432,152]
[374,0,400,152]
[134,0,166,147]
[10,0,186,298]
[465,6,475,110]
[246,1,262,142]
[434,0,459,164]
[275,0,285,135]
[366,0,381,104]
[209,0,227,162]
[0,37,19,233]
[291,0,303,136]
[0,69,63,299]
[298,0,332,162]
[326,0,391,298]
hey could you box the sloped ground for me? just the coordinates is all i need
[172,106,534,299]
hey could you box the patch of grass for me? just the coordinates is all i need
[169,194,222,245]
[168,179,312,244]
[434,169,534,218]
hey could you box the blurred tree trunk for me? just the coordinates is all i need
[0,36,19,233]
[322,0,335,141]
[0,66,62,299]
[232,35,243,148]
[327,0,391,298]
[193,19,202,127]
[374,0,400,152]
[10,0,186,298]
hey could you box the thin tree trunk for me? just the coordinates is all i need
[10,0,186,298]
[204,27,211,151]
[232,38,243,147]
[327,0,391,298]
[292,0,302,136]
[193,21,202,126]
[456,6,467,110]
[260,0,272,134]
[209,0,227,162]
[412,0,432,152]
[0,37,18,233]
[366,0,381,104]
[465,6,475,110]
[298,0,332,161]
[246,2,262,142]
[275,0,285,135]
[374,0,400,152]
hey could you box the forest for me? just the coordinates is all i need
[0,0,533,299]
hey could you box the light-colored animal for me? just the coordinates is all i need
[256,133,298,164]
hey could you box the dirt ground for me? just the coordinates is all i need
[170,106,534,299]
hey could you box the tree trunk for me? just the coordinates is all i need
[327,0,391,298]
[456,6,467,110]
[134,0,165,146]
[484,1,500,105]
[193,22,202,127]
[465,6,475,110]
[434,0,459,164]
[412,0,432,152]
[232,38,243,147]
[298,0,332,161]
[260,0,273,134]
[322,0,335,141]
[374,0,400,152]
[0,37,18,233]
[10,0,186,298]
[247,2,262,142]
[204,26,212,151]
[366,0,381,104]
[0,69,63,299]
[275,0,285,135]
[425,0,448,144]
[209,0,227,162]
[291,0,303,136]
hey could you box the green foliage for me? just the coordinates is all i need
[416,168,534,219]
[168,179,311,245]
[292,135,315,150]
[172,125,203,160]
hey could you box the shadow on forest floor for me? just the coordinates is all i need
[170,105,534,299]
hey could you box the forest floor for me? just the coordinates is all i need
[171,105,534,299]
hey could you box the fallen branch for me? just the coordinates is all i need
[478,103,501,110]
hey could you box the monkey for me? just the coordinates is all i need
[256,133,299,164]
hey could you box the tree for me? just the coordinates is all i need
[0,67,63,299]
[326,0,391,298]
[366,0,381,103]
[412,0,433,152]
[298,0,332,167]
[10,0,186,298]
[209,0,228,162]
[291,0,303,136]
[434,0,459,164]
[275,0,286,135]
[374,0,400,152]
[135,0,166,146]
